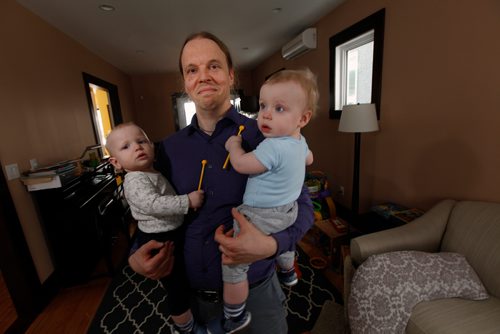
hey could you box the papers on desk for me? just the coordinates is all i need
[22,175,63,191]
[21,160,79,191]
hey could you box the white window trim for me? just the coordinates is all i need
[334,29,374,111]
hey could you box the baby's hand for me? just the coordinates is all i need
[225,135,242,151]
[188,190,204,209]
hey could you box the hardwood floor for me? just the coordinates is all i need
[1,228,131,334]
[26,275,111,334]
[0,273,17,333]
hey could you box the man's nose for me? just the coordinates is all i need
[199,67,211,82]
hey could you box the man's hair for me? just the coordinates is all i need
[264,68,320,117]
[178,31,234,75]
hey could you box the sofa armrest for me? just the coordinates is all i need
[350,199,456,266]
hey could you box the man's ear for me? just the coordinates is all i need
[229,68,235,87]
[108,157,122,171]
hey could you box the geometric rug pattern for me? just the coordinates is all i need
[88,249,340,334]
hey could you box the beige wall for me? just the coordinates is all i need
[2,0,500,282]
[252,0,500,212]
[0,0,135,282]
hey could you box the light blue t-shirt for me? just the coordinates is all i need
[243,135,309,208]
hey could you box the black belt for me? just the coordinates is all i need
[194,275,270,304]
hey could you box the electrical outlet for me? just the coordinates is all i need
[5,163,21,180]
[339,185,345,196]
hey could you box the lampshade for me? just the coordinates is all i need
[338,104,379,133]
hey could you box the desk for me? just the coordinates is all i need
[33,162,126,286]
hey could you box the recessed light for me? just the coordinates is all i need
[99,4,115,12]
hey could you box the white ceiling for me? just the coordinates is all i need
[16,0,344,75]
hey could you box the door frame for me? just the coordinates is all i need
[82,73,123,146]
[0,166,52,332]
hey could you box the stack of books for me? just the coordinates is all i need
[21,160,80,191]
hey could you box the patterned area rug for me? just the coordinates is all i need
[87,249,340,334]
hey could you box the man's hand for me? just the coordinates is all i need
[128,240,174,280]
[214,208,278,265]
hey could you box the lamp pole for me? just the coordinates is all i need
[338,103,379,236]
[352,132,361,220]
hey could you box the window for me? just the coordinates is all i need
[172,93,242,131]
[329,9,385,119]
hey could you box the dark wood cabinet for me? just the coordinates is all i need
[33,162,125,286]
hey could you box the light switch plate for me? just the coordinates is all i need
[5,163,21,180]
[30,158,39,170]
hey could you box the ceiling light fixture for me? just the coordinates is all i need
[99,4,115,12]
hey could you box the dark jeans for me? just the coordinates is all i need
[135,228,191,316]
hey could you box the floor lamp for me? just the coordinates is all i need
[338,104,379,227]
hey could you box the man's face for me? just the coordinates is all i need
[180,38,234,114]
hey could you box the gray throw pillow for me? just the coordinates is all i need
[348,251,489,334]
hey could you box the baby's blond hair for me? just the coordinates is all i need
[105,122,150,156]
[264,68,319,117]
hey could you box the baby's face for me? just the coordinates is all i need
[107,125,155,172]
[257,81,311,139]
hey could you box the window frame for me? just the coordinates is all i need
[329,9,385,119]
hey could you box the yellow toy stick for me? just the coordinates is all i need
[198,160,207,190]
[223,125,245,169]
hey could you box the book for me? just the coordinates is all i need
[25,175,62,191]
[26,161,77,177]
[330,218,347,233]
[21,175,55,185]
[393,208,425,223]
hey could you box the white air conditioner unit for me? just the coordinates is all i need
[281,28,317,60]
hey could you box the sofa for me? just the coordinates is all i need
[344,199,500,334]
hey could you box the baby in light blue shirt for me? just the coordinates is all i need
[223,68,317,332]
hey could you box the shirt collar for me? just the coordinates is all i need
[187,106,240,135]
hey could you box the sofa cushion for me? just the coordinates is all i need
[348,251,488,334]
[407,296,500,334]
[441,201,500,297]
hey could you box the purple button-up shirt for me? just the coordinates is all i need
[155,107,313,290]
